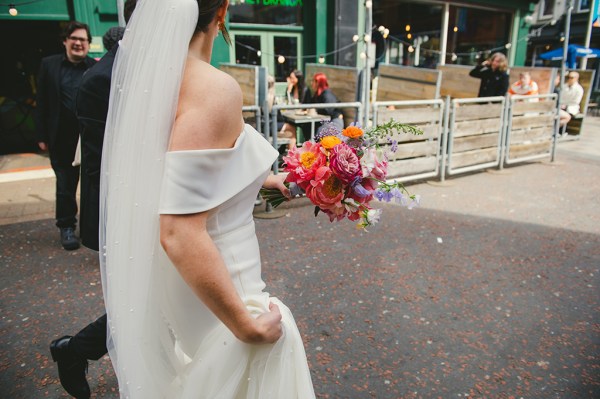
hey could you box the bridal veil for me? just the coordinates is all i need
[99,0,198,396]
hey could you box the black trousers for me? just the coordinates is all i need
[49,116,80,229]
[69,314,107,360]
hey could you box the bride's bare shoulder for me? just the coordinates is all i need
[171,59,243,150]
[180,59,242,113]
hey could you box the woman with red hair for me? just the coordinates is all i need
[310,72,344,135]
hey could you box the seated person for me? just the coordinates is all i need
[278,69,311,148]
[559,71,584,127]
[508,72,539,101]
[309,72,343,138]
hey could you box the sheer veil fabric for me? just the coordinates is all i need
[100,0,199,396]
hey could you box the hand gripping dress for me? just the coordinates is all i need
[158,124,315,398]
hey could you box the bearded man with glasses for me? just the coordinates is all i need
[35,21,96,250]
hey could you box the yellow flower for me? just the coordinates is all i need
[342,126,364,139]
[300,151,318,169]
[320,136,342,150]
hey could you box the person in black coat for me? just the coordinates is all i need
[48,3,137,398]
[35,21,96,250]
[468,52,509,98]
[310,72,344,137]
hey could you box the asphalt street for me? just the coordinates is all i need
[1,118,599,398]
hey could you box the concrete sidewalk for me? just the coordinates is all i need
[1,117,599,398]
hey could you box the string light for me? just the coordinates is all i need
[277,55,285,64]
[407,33,412,39]
[408,46,414,53]
[365,0,372,9]
[405,24,411,32]
[318,55,325,64]
[256,50,261,57]
[352,34,359,42]
[453,26,458,32]
[8,4,17,16]
[364,34,371,43]
[359,52,367,59]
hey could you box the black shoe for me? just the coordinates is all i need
[60,227,80,250]
[50,336,90,399]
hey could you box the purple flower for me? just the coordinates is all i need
[315,122,342,142]
[374,188,393,202]
[350,177,371,198]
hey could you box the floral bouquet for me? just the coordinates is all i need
[260,119,422,230]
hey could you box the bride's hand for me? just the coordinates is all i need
[248,302,283,344]
[263,173,291,199]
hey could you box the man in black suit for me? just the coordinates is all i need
[49,4,137,398]
[35,21,96,250]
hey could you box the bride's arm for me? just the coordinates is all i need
[160,61,282,344]
[160,213,282,344]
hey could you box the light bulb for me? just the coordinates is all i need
[359,52,367,60]
[9,5,18,16]
[277,55,285,63]
[451,53,457,61]
[256,50,262,57]
[378,26,385,32]
[505,43,512,49]
[318,55,325,64]
[407,33,412,39]
[383,29,389,38]
[352,34,359,42]
[408,46,414,53]
[453,26,458,32]
[405,24,410,32]
[364,34,371,43]
[365,1,372,8]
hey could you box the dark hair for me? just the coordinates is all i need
[195,0,230,45]
[291,69,306,99]
[62,21,92,43]
[124,0,137,23]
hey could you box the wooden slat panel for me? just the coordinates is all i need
[453,118,502,137]
[453,133,499,152]
[508,142,552,159]
[512,100,556,114]
[387,141,439,160]
[376,64,440,101]
[219,64,257,106]
[437,65,479,98]
[510,114,554,130]
[379,64,440,84]
[387,157,437,178]
[509,127,554,143]
[378,107,441,125]
[450,148,498,169]
[454,103,503,120]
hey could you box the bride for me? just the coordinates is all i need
[100,0,315,397]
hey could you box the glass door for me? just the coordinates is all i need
[231,30,302,83]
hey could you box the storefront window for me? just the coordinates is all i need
[229,1,303,26]
[373,1,442,68]
[447,6,511,66]
[373,1,511,68]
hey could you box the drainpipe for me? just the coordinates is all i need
[439,3,449,65]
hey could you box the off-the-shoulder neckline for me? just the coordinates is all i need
[165,125,250,154]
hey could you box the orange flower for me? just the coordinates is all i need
[320,135,342,150]
[342,126,364,139]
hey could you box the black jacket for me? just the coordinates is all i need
[34,53,96,147]
[469,64,509,98]
[76,46,117,251]
[312,88,342,119]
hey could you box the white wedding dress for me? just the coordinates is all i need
[157,124,315,398]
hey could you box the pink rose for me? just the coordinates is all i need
[329,143,361,184]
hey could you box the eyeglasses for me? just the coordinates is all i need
[67,36,89,43]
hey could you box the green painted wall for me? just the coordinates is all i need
[0,1,69,20]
